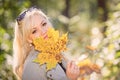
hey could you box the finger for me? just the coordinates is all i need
[67,61,73,69]
[72,62,79,70]
[66,61,75,75]
[71,61,76,69]
[75,66,80,73]
[71,63,79,73]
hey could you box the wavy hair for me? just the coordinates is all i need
[13,8,50,80]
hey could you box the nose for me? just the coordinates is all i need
[40,25,50,38]
[42,23,52,33]
[42,26,48,34]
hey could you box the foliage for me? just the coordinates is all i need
[33,28,68,71]
[77,59,101,76]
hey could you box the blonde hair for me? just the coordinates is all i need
[13,8,50,80]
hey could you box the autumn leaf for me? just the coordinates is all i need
[77,59,101,76]
[33,28,68,71]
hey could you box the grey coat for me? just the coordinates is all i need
[22,49,69,80]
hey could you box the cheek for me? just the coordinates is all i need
[30,33,40,41]
[34,33,41,39]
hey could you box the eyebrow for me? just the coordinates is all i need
[31,27,37,32]
[31,20,44,29]
[41,20,44,24]
[31,16,47,28]
[40,15,47,23]
[41,20,45,25]
[32,27,37,29]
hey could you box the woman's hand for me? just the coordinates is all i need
[66,61,80,80]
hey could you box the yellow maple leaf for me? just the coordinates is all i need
[46,54,59,70]
[33,28,68,71]
[77,59,101,76]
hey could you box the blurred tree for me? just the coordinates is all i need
[97,0,108,21]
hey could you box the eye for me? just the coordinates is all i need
[42,22,47,26]
[32,30,37,34]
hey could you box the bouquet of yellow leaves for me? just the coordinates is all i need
[33,28,68,71]
[77,59,101,76]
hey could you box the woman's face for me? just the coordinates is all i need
[28,14,51,43]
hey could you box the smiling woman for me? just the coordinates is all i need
[13,7,80,80]
[27,12,52,43]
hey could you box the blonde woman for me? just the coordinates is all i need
[13,7,80,80]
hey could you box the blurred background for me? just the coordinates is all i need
[0,0,120,80]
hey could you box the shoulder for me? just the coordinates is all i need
[22,50,47,80]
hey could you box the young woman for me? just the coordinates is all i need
[13,7,80,80]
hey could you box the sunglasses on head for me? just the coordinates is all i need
[16,6,37,22]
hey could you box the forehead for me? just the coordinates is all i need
[30,14,46,27]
